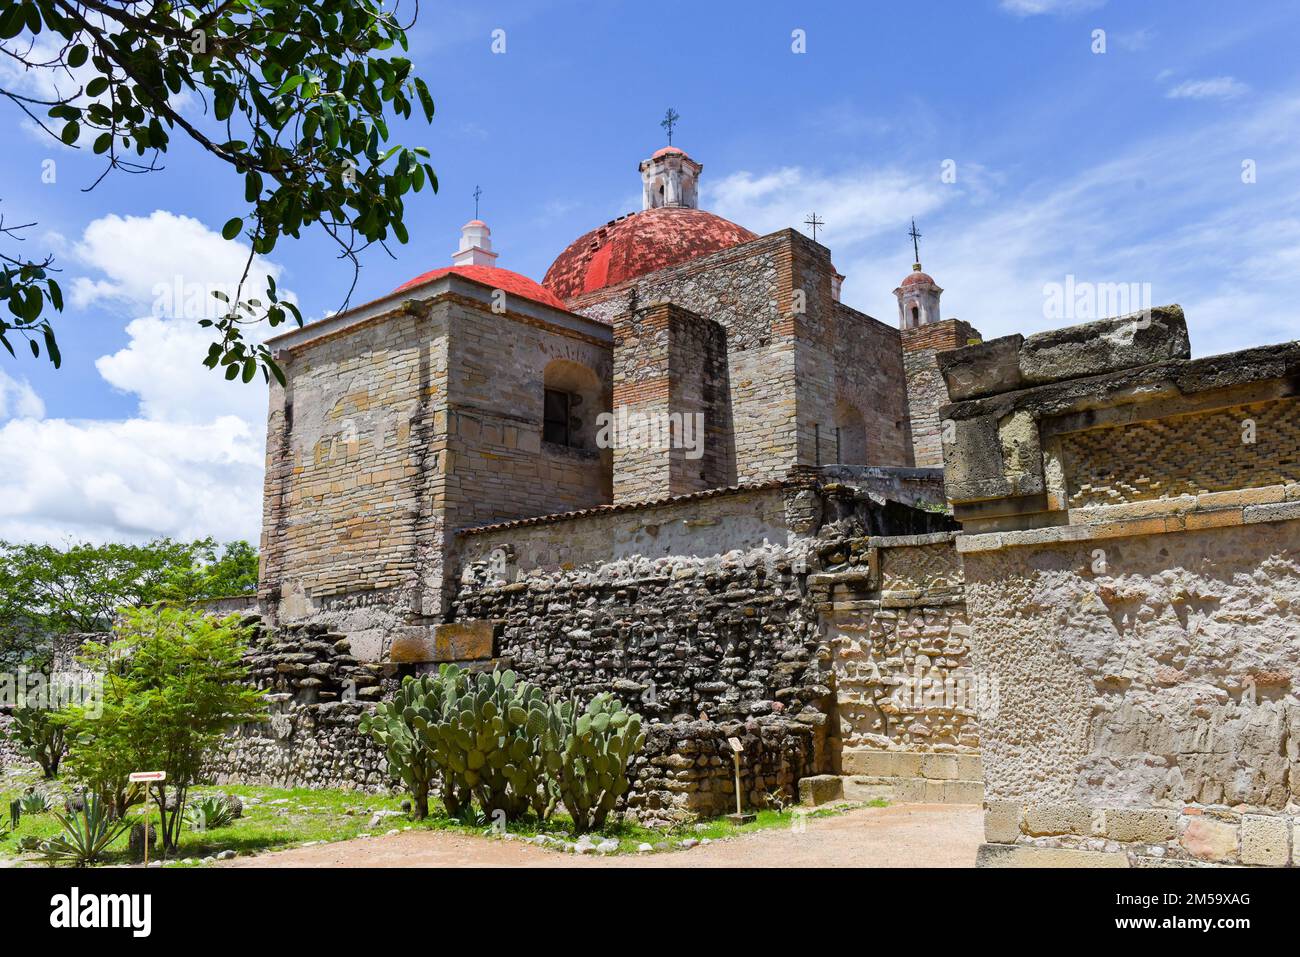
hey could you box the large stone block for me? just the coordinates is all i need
[1023,801,1094,837]
[1017,305,1190,386]
[1102,808,1179,844]
[799,774,844,807]
[937,334,1024,401]
[942,414,1013,503]
[1180,815,1239,862]
[984,801,1022,844]
[1240,814,1289,866]
[977,844,1128,868]
[389,620,496,664]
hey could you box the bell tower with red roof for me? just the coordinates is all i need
[639,146,702,210]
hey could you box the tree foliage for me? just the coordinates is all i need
[62,606,266,851]
[0,0,436,383]
[0,537,259,667]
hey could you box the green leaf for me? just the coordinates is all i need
[221,218,243,240]
[60,122,80,145]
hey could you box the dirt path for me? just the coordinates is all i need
[222,803,982,868]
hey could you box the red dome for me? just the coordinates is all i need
[901,270,936,287]
[394,264,567,310]
[652,145,687,158]
[543,207,757,302]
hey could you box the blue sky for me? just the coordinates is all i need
[1,0,1298,544]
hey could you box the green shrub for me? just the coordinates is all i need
[5,707,68,778]
[361,665,645,833]
[61,607,267,851]
[37,793,131,866]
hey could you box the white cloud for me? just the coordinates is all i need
[1165,76,1250,100]
[999,0,1104,16]
[0,415,262,544]
[748,93,1300,359]
[71,210,283,314]
[0,369,45,421]
[0,211,291,545]
[708,166,954,253]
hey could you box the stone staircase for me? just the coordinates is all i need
[800,749,983,806]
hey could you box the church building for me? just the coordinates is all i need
[257,142,980,657]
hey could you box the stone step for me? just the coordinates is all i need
[800,774,984,807]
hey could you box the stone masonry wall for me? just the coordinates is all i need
[812,533,981,802]
[937,308,1300,865]
[261,289,615,659]
[572,232,798,486]
[457,484,808,576]
[965,517,1300,866]
[832,303,915,467]
[206,619,393,792]
[901,319,980,468]
[610,302,732,502]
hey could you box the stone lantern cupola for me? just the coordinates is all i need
[639,146,702,210]
[894,262,943,330]
[452,219,498,268]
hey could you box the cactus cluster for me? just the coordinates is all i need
[360,665,645,832]
[551,693,646,833]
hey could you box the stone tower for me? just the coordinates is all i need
[639,146,702,210]
[896,256,981,468]
[894,262,943,330]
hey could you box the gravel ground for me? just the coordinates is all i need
[221,802,983,868]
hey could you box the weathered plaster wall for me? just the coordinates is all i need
[456,484,811,576]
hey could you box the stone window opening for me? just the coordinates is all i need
[910,303,920,328]
[542,358,606,452]
[543,388,577,446]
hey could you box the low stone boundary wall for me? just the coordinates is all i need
[631,717,817,825]
[981,802,1296,868]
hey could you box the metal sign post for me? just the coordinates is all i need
[129,771,166,866]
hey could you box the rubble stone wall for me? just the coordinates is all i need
[937,307,1300,865]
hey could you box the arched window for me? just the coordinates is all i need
[542,359,604,450]
[909,303,920,328]
[833,400,868,465]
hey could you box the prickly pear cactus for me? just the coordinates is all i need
[554,693,645,834]
[361,664,644,832]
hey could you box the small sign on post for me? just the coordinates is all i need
[129,772,166,866]
[725,738,755,825]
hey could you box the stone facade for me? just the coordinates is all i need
[259,279,614,658]
[901,319,980,468]
[258,213,948,660]
[937,305,1300,866]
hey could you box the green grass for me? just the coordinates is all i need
[1,769,876,866]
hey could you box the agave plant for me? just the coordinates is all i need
[38,793,131,866]
[18,790,53,815]
[186,795,235,832]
